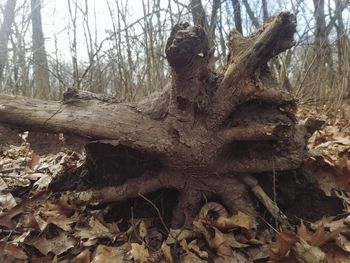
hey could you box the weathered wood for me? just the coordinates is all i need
[165,23,216,117]
[207,12,296,128]
[0,94,172,155]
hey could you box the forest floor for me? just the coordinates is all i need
[0,100,349,262]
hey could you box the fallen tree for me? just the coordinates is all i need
[0,13,322,227]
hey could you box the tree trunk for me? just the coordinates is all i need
[262,0,268,22]
[311,0,334,100]
[0,0,16,80]
[0,13,319,227]
[31,0,50,99]
[231,0,242,34]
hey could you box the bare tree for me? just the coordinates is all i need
[333,0,350,97]
[334,0,348,74]
[11,1,31,96]
[0,0,16,80]
[231,0,242,34]
[67,0,79,89]
[313,0,328,56]
[30,0,50,99]
[241,0,260,28]
[189,0,221,66]
[262,0,268,22]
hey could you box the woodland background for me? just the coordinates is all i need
[0,0,349,105]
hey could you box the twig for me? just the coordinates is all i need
[0,229,22,235]
[138,193,169,235]
[240,174,293,231]
[272,157,277,228]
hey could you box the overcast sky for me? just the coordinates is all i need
[41,0,140,61]
[40,0,181,62]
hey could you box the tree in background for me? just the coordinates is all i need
[0,0,16,80]
[189,0,221,67]
[312,0,334,99]
[30,0,50,99]
[231,0,242,34]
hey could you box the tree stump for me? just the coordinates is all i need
[0,13,320,227]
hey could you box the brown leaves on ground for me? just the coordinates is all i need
[268,219,350,262]
[303,101,350,196]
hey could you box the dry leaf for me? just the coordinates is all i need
[40,202,77,231]
[268,232,299,260]
[0,241,28,259]
[74,216,115,245]
[215,250,251,263]
[182,252,206,263]
[210,227,247,257]
[180,239,208,259]
[166,228,197,244]
[293,238,326,263]
[129,242,150,263]
[214,211,255,230]
[0,190,48,228]
[139,220,148,240]
[28,152,41,170]
[31,255,55,263]
[297,221,344,247]
[0,177,17,211]
[33,212,48,231]
[246,245,269,261]
[29,230,76,256]
[323,244,350,263]
[19,212,38,228]
[33,173,53,190]
[335,234,350,253]
[92,244,129,263]
[187,240,208,259]
[12,230,31,243]
[161,242,173,263]
[71,249,91,263]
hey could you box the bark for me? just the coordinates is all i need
[31,0,50,99]
[262,0,268,22]
[334,0,348,77]
[313,0,327,49]
[231,0,242,34]
[0,91,170,156]
[0,0,17,80]
[0,13,317,227]
[189,0,210,38]
[207,12,296,127]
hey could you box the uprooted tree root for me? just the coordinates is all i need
[49,138,326,229]
[50,143,256,228]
